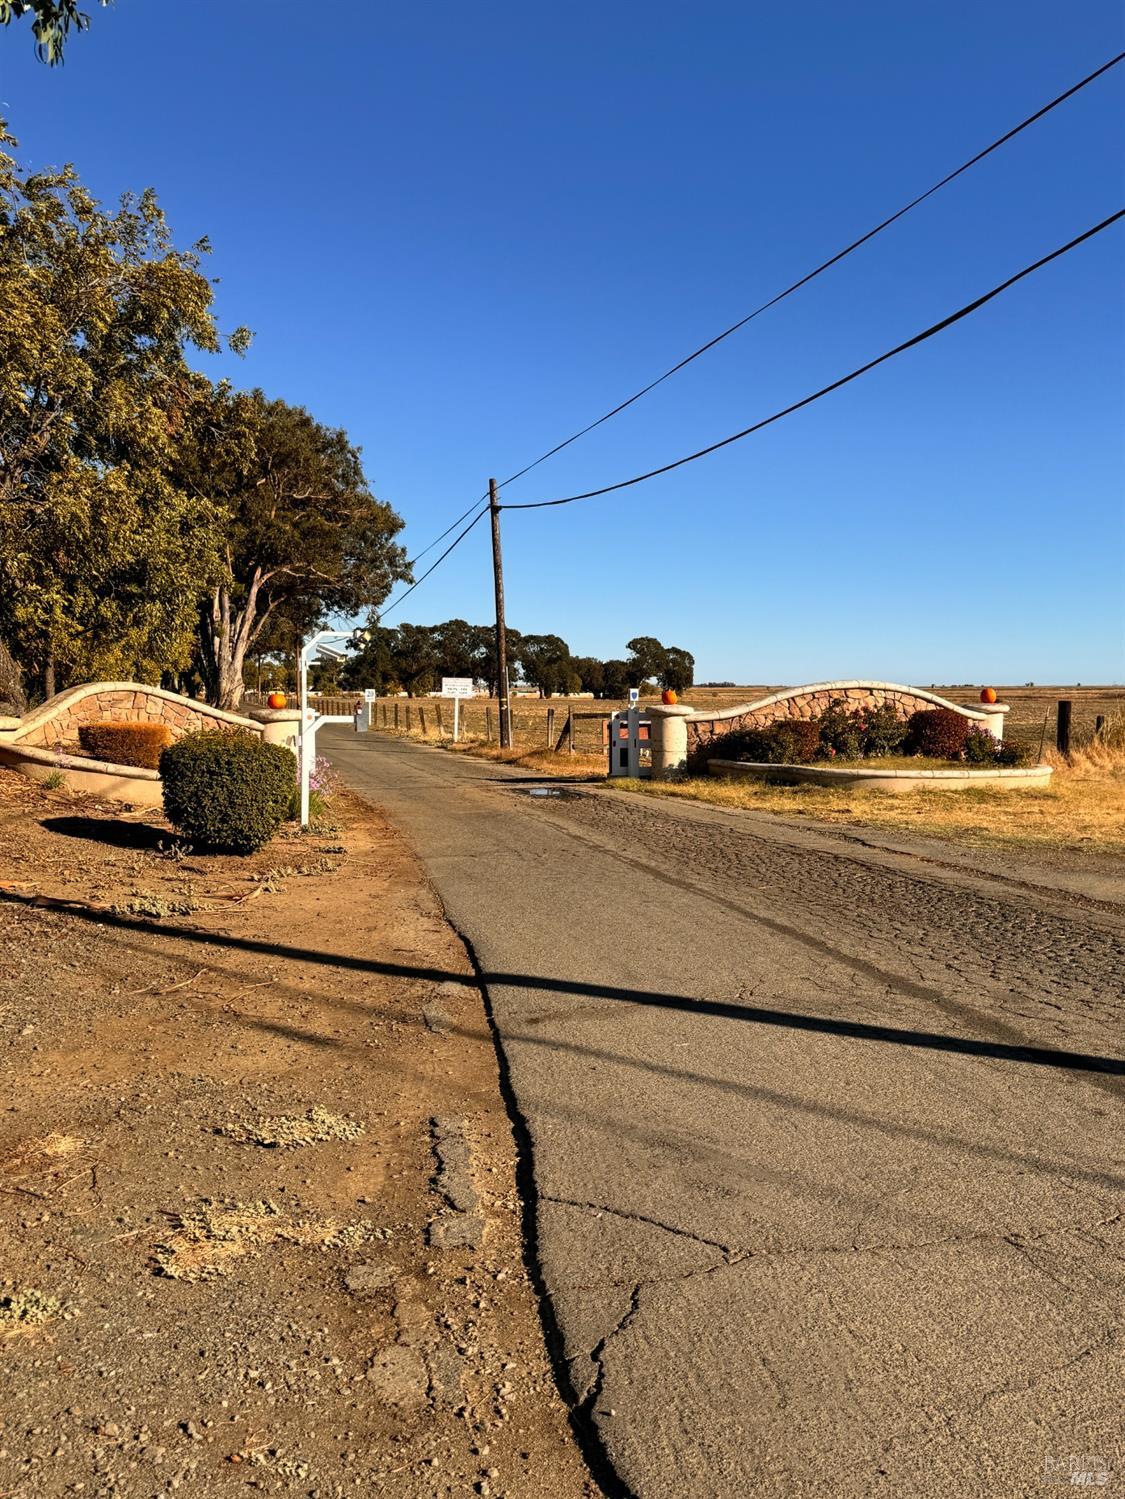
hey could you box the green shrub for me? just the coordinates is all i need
[769,718,821,763]
[963,726,998,764]
[160,731,295,853]
[993,738,1032,767]
[904,708,971,759]
[860,704,909,758]
[815,699,866,760]
[79,720,172,769]
[719,718,820,764]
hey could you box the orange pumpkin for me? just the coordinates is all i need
[661,688,678,705]
[979,687,997,705]
[267,691,288,710]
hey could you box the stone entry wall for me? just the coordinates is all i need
[685,681,993,758]
[6,682,263,750]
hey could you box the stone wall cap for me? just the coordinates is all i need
[7,681,260,743]
[247,707,303,724]
[684,681,1003,725]
[0,742,160,778]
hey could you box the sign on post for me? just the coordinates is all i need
[441,677,474,743]
[363,687,377,703]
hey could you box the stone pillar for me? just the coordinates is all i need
[647,703,695,780]
[248,708,302,755]
[976,703,1009,741]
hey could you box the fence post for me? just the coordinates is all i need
[567,711,575,754]
[419,707,427,735]
[486,706,494,743]
[1056,699,1072,757]
[1095,714,1106,739]
[406,704,413,732]
[394,703,400,732]
[546,707,555,749]
[435,702,445,736]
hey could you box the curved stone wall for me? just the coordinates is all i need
[685,681,998,757]
[2,682,263,750]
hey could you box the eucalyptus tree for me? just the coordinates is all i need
[0,129,246,695]
[175,389,410,710]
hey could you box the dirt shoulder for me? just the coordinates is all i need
[0,769,595,1499]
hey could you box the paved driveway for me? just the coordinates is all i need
[326,730,1124,1499]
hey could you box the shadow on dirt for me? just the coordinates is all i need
[41,815,172,852]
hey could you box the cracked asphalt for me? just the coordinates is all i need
[325,731,1125,1499]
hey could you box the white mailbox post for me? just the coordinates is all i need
[441,677,474,743]
[298,626,369,826]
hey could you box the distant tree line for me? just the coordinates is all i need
[339,624,695,699]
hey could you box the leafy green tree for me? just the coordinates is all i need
[518,634,576,697]
[571,656,605,696]
[432,618,480,683]
[661,646,695,692]
[0,130,245,695]
[173,388,410,709]
[390,623,439,697]
[601,659,631,699]
[0,0,108,64]
[341,626,398,694]
[625,636,667,687]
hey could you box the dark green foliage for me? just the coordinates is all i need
[904,708,970,759]
[993,739,1032,767]
[963,726,998,764]
[965,729,1031,767]
[79,720,171,769]
[0,0,109,65]
[861,704,909,757]
[720,718,821,764]
[818,701,908,759]
[160,731,294,853]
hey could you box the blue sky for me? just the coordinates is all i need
[3,2,1123,684]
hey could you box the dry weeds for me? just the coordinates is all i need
[619,756,1125,854]
[0,1287,66,1338]
[219,1105,365,1149]
[153,1199,381,1281]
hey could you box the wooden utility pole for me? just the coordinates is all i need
[489,477,512,748]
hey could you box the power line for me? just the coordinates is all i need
[403,496,489,566]
[377,505,489,620]
[492,50,1125,495]
[500,208,1124,511]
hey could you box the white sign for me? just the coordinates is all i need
[628,688,640,705]
[442,677,474,698]
[363,688,377,703]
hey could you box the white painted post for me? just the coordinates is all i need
[453,695,460,743]
[298,647,312,827]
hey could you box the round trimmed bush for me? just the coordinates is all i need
[904,708,971,760]
[159,731,295,853]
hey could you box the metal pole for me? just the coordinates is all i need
[489,478,511,748]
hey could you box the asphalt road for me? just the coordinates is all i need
[325,730,1125,1499]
